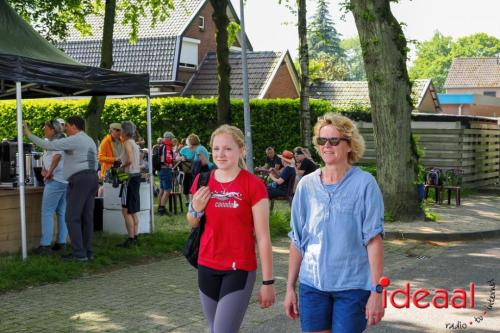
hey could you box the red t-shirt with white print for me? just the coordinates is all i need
[190,169,268,271]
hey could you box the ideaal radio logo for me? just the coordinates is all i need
[379,277,496,330]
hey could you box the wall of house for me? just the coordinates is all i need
[441,104,500,118]
[183,2,218,66]
[177,67,198,84]
[264,62,299,99]
[446,87,500,96]
[418,90,439,113]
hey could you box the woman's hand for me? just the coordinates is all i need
[258,284,275,309]
[43,171,53,181]
[365,292,384,326]
[284,287,299,320]
[192,186,210,212]
[23,122,31,136]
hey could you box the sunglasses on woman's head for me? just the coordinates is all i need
[315,137,350,146]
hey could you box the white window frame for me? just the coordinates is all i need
[179,37,201,69]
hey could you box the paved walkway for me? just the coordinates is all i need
[0,191,499,332]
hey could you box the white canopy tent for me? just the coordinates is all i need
[1,0,155,259]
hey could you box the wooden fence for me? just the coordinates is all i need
[357,120,500,188]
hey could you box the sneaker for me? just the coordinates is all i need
[34,246,52,255]
[61,254,88,262]
[157,206,166,216]
[51,243,66,251]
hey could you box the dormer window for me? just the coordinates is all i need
[180,37,201,69]
[198,16,205,31]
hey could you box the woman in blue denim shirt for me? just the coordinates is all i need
[284,113,385,333]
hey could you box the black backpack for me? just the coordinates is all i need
[427,168,441,186]
[152,145,161,172]
[182,171,210,268]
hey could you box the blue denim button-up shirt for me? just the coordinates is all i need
[289,167,384,292]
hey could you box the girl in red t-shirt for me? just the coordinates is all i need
[187,125,275,333]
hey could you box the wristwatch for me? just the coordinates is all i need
[372,284,384,293]
[188,203,204,219]
[262,279,275,285]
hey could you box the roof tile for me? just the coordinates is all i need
[444,57,500,88]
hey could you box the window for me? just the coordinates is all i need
[483,91,497,97]
[198,16,205,31]
[179,38,200,68]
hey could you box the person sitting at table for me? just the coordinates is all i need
[267,150,296,199]
[255,147,283,173]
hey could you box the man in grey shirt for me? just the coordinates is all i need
[24,116,98,261]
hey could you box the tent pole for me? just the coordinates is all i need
[16,82,28,260]
[146,96,154,232]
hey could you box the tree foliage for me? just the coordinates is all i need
[340,36,366,81]
[409,32,500,92]
[308,0,344,60]
[309,53,348,81]
[7,0,95,42]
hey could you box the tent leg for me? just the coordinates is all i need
[16,82,28,260]
[146,96,154,233]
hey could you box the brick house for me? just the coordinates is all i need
[438,57,500,118]
[57,0,299,98]
[310,79,441,113]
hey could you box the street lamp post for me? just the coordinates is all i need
[240,0,254,172]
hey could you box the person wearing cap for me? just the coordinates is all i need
[284,113,385,332]
[267,150,296,199]
[98,123,124,181]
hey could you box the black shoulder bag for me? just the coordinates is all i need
[182,171,210,268]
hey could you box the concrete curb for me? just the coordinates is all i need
[385,229,500,241]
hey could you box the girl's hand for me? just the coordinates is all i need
[192,186,210,212]
[258,284,275,309]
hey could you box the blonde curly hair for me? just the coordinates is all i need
[312,113,365,164]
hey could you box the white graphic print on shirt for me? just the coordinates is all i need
[211,191,242,208]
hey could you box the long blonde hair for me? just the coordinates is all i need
[210,125,247,170]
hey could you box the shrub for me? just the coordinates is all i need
[0,97,371,165]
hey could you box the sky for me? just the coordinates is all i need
[230,0,500,60]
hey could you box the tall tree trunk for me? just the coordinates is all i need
[298,0,311,147]
[350,0,423,220]
[86,0,116,141]
[210,0,231,125]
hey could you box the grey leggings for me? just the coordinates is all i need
[198,265,256,333]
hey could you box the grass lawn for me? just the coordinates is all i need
[0,199,291,294]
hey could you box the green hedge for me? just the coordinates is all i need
[0,97,370,164]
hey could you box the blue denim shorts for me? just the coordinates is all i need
[299,283,370,333]
[158,167,172,190]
